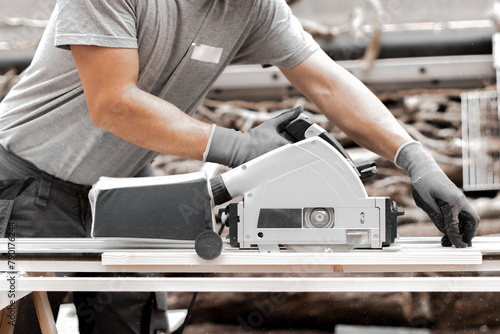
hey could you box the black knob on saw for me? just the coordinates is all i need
[195,230,223,260]
[210,176,232,205]
[355,160,378,181]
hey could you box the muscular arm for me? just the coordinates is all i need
[71,45,211,160]
[280,49,413,162]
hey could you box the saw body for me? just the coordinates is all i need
[217,137,401,252]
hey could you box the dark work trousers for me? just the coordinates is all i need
[0,146,168,334]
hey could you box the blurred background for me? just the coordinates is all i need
[1,1,500,333]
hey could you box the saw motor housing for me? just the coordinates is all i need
[215,137,402,252]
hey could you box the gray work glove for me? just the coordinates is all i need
[205,107,302,167]
[395,141,480,248]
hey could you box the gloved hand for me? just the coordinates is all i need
[395,141,480,248]
[204,107,303,168]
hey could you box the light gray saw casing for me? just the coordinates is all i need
[220,137,393,252]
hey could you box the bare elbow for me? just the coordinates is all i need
[88,100,126,131]
[87,87,135,131]
[87,104,108,129]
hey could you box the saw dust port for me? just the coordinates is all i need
[1,0,500,333]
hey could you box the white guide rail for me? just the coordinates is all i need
[0,236,499,299]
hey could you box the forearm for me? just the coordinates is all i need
[282,50,413,162]
[92,85,211,160]
[314,64,412,161]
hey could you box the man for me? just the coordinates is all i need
[0,0,479,333]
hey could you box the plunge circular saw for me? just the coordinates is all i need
[210,112,403,255]
[89,111,403,260]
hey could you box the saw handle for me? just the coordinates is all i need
[284,116,352,162]
[283,115,377,181]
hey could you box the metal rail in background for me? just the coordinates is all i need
[210,55,495,95]
[461,90,500,191]
[460,32,500,191]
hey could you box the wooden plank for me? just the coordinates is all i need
[2,260,500,274]
[101,248,483,266]
[0,301,17,334]
[340,260,500,273]
[32,292,57,334]
[2,276,500,293]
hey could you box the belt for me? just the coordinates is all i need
[0,145,91,206]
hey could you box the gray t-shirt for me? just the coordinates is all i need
[0,0,319,185]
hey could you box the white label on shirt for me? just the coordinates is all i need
[191,43,223,64]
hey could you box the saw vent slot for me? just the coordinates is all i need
[461,90,500,191]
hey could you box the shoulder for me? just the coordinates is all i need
[251,0,295,28]
[255,0,291,14]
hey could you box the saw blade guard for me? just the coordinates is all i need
[214,137,402,251]
[283,114,378,181]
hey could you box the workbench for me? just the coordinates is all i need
[1,236,500,333]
